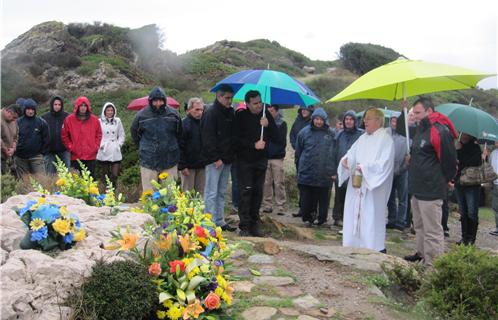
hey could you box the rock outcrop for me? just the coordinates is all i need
[0,193,153,320]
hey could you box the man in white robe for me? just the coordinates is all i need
[338,108,394,252]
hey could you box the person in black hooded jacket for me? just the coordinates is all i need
[42,96,70,174]
[15,99,50,177]
[331,110,363,226]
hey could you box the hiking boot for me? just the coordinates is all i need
[239,229,252,237]
[404,252,422,262]
[250,226,265,237]
[221,224,237,232]
[490,230,498,236]
[444,231,450,238]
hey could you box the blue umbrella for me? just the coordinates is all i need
[210,69,320,107]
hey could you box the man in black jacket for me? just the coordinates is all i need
[42,96,70,174]
[262,105,288,216]
[15,99,50,178]
[398,97,457,268]
[200,84,237,231]
[234,91,280,236]
[179,97,205,196]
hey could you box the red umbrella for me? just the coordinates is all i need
[127,96,180,111]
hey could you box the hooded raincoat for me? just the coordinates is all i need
[97,103,125,162]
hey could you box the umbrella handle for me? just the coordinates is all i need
[260,103,266,140]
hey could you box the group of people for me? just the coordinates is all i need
[1,96,125,188]
[3,86,498,270]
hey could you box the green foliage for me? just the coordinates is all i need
[381,260,423,297]
[339,42,403,75]
[421,245,498,320]
[1,173,17,202]
[77,54,147,83]
[68,259,157,320]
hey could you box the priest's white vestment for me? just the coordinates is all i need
[338,128,394,251]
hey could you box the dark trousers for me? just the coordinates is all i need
[299,184,330,223]
[455,185,481,244]
[237,160,267,232]
[332,181,347,222]
[442,199,449,232]
[98,160,121,188]
[231,163,238,208]
[71,160,96,179]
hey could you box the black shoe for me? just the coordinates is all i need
[386,223,396,229]
[379,248,387,254]
[250,227,265,237]
[404,252,422,262]
[239,229,251,237]
[444,231,450,238]
[490,230,498,236]
[292,212,302,217]
[221,224,237,232]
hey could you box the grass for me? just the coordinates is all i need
[479,207,496,222]
[368,296,433,320]
[272,268,297,281]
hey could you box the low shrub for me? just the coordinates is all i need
[1,173,17,202]
[421,245,498,320]
[381,260,423,298]
[68,260,157,320]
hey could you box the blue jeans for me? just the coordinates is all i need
[204,162,231,227]
[455,185,480,222]
[44,151,70,175]
[387,171,408,228]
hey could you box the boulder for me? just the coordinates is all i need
[0,193,153,320]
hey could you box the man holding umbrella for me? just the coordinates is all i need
[398,97,458,268]
[234,90,280,236]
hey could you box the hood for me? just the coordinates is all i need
[101,102,117,120]
[49,95,65,114]
[73,96,92,113]
[16,97,26,108]
[342,109,359,132]
[428,112,458,139]
[23,99,38,116]
[311,108,329,128]
[148,87,167,106]
[298,106,313,119]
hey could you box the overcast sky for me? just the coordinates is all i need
[1,0,497,89]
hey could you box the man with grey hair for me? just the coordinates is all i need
[179,97,206,195]
[338,107,394,253]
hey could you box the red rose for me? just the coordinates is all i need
[169,260,186,273]
[149,262,162,276]
[194,226,207,238]
[204,292,221,310]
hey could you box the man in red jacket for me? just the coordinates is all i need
[61,97,102,178]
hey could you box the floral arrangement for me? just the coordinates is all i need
[52,158,122,209]
[16,196,86,251]
[105,175,234,320]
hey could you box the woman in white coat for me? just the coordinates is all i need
[97,102,125,188]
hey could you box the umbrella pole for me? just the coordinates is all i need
[260,86,268,140]
[403,83,410,154]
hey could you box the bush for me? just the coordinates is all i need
[1,173,17,202]
[421,245,498,320]
[69,260,157,320]
[381,260,423,297]
[339,42,403,75]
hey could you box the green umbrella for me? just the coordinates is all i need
[326,59,495,151]
[435,103,498,141]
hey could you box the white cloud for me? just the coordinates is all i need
[1,0,496,88]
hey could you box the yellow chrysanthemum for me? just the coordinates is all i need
[29,218,45,231]
[53,218,71,235]
[156,310,167,319]
[158,172,169,180]
[166,304,184,320]
[73,229,86,242]
[188,267,200,280]
[55,178,66,187]
[88,186,99,195]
